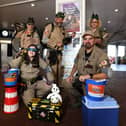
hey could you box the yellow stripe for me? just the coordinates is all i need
[55,111,60,117]
[28,112,32,119]
[55,118,60,124]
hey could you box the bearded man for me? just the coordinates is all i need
[62,30,111,107]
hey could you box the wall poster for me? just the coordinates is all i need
[60,2,80,32]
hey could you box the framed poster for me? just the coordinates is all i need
[60,2,80,32]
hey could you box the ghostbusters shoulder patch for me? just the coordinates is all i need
[44,29,49,35]
[99,60,108,68]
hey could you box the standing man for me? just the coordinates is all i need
[42,12,71,84]
[12,22,26,57]
[63,31,111,107]
[15,17,40,49]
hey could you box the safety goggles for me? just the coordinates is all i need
[28,48,37,52]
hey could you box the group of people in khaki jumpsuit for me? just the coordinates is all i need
[10,12,70,106]
[9,12,111,107]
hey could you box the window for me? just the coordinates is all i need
[107,45,125,57]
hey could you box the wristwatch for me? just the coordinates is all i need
[89,73,93,79]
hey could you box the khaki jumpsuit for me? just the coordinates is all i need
[42,23,66,84]
[88,28,108,49]
[10,56,54,105]
[15,30,40,49]
[63,45,110,102]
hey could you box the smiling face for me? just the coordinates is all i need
[27,46,37,58]
[90,18,99,29]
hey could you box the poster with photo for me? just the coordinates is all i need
[60,2,80,32]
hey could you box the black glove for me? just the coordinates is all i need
[48,50,58,65]
[63,36,72,45]
[17,83,27,95]
[72,79,84,95]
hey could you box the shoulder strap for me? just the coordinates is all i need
[48,23,54,38]
[51,23,54,32]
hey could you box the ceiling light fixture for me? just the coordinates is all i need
[114,9,119,13]
[107,20,111,24]
[103,27,107,30]
[0,0,39,8]
[30,3,35,7]
[45,17,49,20]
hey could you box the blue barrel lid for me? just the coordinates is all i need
[82,96,120,109]
[8,68,19,73]
[85,79,107,85]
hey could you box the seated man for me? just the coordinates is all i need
[62,31,111,107]
[9,44,54,106]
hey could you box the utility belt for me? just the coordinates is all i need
[21,76,42,85]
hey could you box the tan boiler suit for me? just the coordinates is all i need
[62,45,110,104]
[88,28,108,49]
[10,56,54,105]
[15,30,40,49]
[42,23,66,84]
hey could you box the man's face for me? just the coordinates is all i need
[83,35,95,49]
[55,17,64,27]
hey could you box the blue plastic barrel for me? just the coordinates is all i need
[85,79,107,101]
[4,73,17,87]
[8,68,19,76]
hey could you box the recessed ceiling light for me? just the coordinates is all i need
[45,17,49,20]
[107,20,111,24]
[103,27,107,30]
[114,9,119,12]
[30,3,35,7]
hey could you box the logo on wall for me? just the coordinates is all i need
[0,29,13,38]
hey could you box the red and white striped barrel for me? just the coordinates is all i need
[4,87,19,114]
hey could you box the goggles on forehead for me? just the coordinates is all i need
[28,48,38,52]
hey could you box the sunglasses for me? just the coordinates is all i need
[28,48,37,52]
